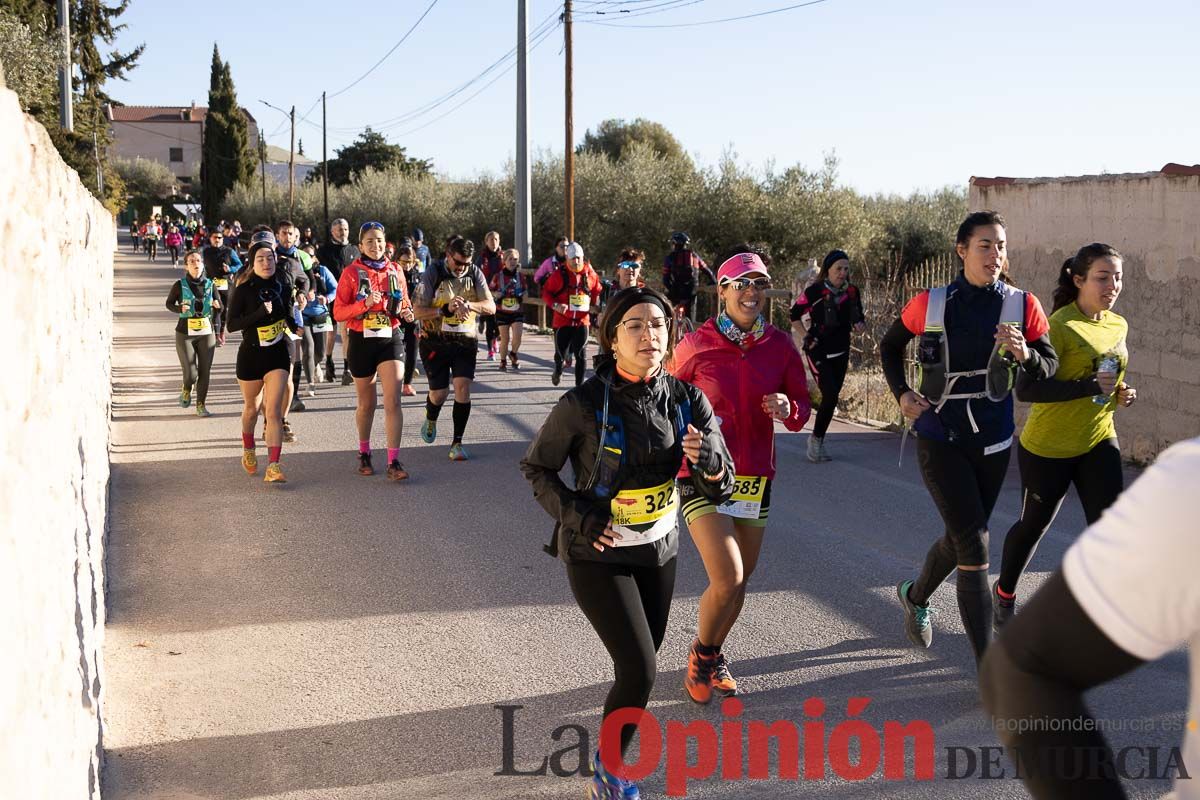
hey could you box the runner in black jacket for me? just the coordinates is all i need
[521,286,734,799]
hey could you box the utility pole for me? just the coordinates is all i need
[563,0,574,241]
[288,104,296,221]
[259,132,267,219]
[515,0,532,265]
[322,91,330,236]
[57,0,73,131]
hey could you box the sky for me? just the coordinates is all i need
[110,0,1200,196]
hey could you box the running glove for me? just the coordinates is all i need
[689,431,723,478]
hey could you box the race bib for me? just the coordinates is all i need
[441,311,476,335]
[363,311,393,339]
[568,293,590,313]
[257,318,286,346]
[213,278,229,290]
[186,317,212,337]
[310,319,333,333]
[717,475,768,520]
[501,297,520,311]
[610,478,678,547]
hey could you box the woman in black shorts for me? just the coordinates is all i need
[226,229,304,483]
[333,222,417,481]
[489,247,526,371]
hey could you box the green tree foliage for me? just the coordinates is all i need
[865,186,968,268]
[0,8,58,117]
[0,0,141,211]
[310,127,433,187]
[113,156,174,199]
[200,45,255,222]
[579,118,687,162]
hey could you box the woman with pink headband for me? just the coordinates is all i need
[669,244,812,703]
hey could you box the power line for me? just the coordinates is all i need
[582,0,831,28]
[311,5,563,138]
[326,0,442,100]
[577,0,708,17]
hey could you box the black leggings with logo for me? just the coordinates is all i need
[566,557,676,757]
[997,439,1123,596]
[909,437,1011,663]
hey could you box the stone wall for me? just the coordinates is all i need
[971,168,1200,461]
[0,79,114,798]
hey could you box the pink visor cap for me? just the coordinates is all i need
[717,252,770,284]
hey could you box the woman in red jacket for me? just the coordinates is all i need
[669,245,812,703]
[541,241,602,388]
[333,221,417,481]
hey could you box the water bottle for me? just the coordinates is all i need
[1094,355,1120,405]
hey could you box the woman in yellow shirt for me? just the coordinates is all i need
[993,243,1138,631]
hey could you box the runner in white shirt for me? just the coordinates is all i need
[981,436,1200,800]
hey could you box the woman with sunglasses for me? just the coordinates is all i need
[489,248,526,372]
[615,247,647,291]
[522,286,733,799]
[164,248,220,416]
[790,249,866,462]
[226,228,305,483]
[334,222,417,480]
[669,246,812,703]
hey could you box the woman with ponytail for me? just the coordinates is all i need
[992,243,1137,632]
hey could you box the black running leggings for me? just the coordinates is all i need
[811,352,849,438]
[910,437,1011,662]
[998,439,1123,596]
[567,557,676,757]
[402,322,418,385]
[554,325,588,386]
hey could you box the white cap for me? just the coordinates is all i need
[565,242,585,260]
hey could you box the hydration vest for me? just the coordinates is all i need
[542,377,694,557]
[179,277,214,319]
[917,282,1026,434]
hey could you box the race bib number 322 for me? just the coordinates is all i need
[609,479,678,547]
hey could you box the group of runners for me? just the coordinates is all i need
[155,210,1196,800]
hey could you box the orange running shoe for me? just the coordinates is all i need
[711,652,738,697]
[386,460,409,481]
[241,449,257,475]
[264,462,286,483]
[684,639,716,704]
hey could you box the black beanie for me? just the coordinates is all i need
[822,249,850,271]
[599,286,672,351]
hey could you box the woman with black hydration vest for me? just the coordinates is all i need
[522,286,733,800]
[879,211,1058,665]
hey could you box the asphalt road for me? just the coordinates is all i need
[102,242,1186,800]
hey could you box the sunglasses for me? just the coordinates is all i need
[721,277,772,292]
[617,261,642,271]
[360,221,385,234]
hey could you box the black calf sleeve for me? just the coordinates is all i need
[452,401,471,443]
[956,568,991,664]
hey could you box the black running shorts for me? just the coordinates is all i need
[236,341,291,381]
[347,329,405,379]
[419,336,478,391]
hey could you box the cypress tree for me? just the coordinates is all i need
[201,46,254,222]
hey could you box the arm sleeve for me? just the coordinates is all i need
[1017,372,1101,403]
[519,394,608,541]
[228,249,242,272]
[1015,334,1058,386]
[879,316,917,401]
[979,571,1145,800]
[684,385,735,504]
[780,346,813,432]
[165,281,182,312]
[224,284,266,332]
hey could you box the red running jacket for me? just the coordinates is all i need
[670,318,812,480]
[542,263,602,328]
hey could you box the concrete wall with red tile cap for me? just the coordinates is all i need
[971,168,1200,461]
